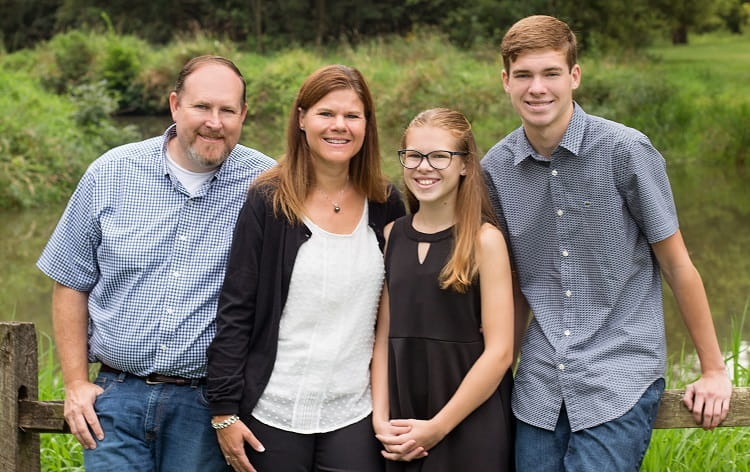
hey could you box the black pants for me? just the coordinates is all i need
[245,414,384,472]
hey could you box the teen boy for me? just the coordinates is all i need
[481,15,731,471]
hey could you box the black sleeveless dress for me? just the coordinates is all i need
[384,215,514,472]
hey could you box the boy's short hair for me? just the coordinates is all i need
[501,15,578,72]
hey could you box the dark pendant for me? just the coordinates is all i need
[333,204,341,213]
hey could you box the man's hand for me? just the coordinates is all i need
[215,417,265,472]
[683,369,732,430]
[63,379,104,449]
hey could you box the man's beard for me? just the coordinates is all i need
[186,142,231,170]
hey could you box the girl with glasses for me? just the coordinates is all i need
[372,108,515,471]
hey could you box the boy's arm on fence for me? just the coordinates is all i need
[651,231,732,429]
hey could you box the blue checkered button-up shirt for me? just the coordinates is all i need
[37,126,275,378]
[482,104,678,431]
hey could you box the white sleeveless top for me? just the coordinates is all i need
[252,202,385,433]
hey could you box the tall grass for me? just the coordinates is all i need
[37,332,84,471]
[642,301,750,471]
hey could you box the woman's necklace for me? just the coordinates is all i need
[318,177,348,213]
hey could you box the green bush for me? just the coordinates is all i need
[132,33,241,114]
[576,64,689,148]
[0,69,138,209]
[70,80,141,150]
[53,31,95,83]
[71,81,119,127]
[95,35,152,113]
[40,30,96,93]
[239,49,321,156]
[34,32,151,113]
[0,71,81,208]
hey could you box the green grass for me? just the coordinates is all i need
[37,332,84,471]
[644,427,750,471]
[642,302,750,471]
[647,32,750,100]
[643,33,750,168]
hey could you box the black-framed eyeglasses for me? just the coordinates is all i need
[397,149,468,170]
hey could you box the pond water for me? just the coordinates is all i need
[1,118,748,379]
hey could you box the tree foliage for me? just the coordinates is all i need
[1,0,748,52]
[653,0,719,44]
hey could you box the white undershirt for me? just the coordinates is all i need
[252,202,384,433]
[165,151,217,195]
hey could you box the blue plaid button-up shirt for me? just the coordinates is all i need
[38,126,275,378]
[482,104,678,431]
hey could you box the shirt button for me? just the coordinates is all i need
[564,329,571,336]
[565,290,572,297]
[178,235,187,241]
[556,209,564,216]
[562,250,569,257]
[160,344,168,351]
[166,308,174,315]
[172,271,180,278]
[558,364,565,371]
[551,169,558,176]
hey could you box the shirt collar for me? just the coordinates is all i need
[557,102,586,157]
[160,124,177,176]
[512,131,538,166]
[512,102,587,165]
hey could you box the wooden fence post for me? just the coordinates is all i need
[1,322,40,472]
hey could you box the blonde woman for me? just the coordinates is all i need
[372,108,514,471]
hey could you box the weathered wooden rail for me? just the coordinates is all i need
[2,321,749,471]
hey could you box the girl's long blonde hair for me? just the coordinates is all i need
[254,64,389,223]
[401,108,497,293]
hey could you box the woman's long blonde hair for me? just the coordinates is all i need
[401,108,497,293]
[254,64,389,223]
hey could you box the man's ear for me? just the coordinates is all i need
[169,92,180,121]
[571,64,582,90]
[502,69,511,94]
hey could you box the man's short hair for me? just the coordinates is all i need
[174,55,246,106]
[501,15,578,72]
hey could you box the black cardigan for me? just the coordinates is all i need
[207,183,405,417]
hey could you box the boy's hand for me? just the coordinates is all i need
[683,369,732,430]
